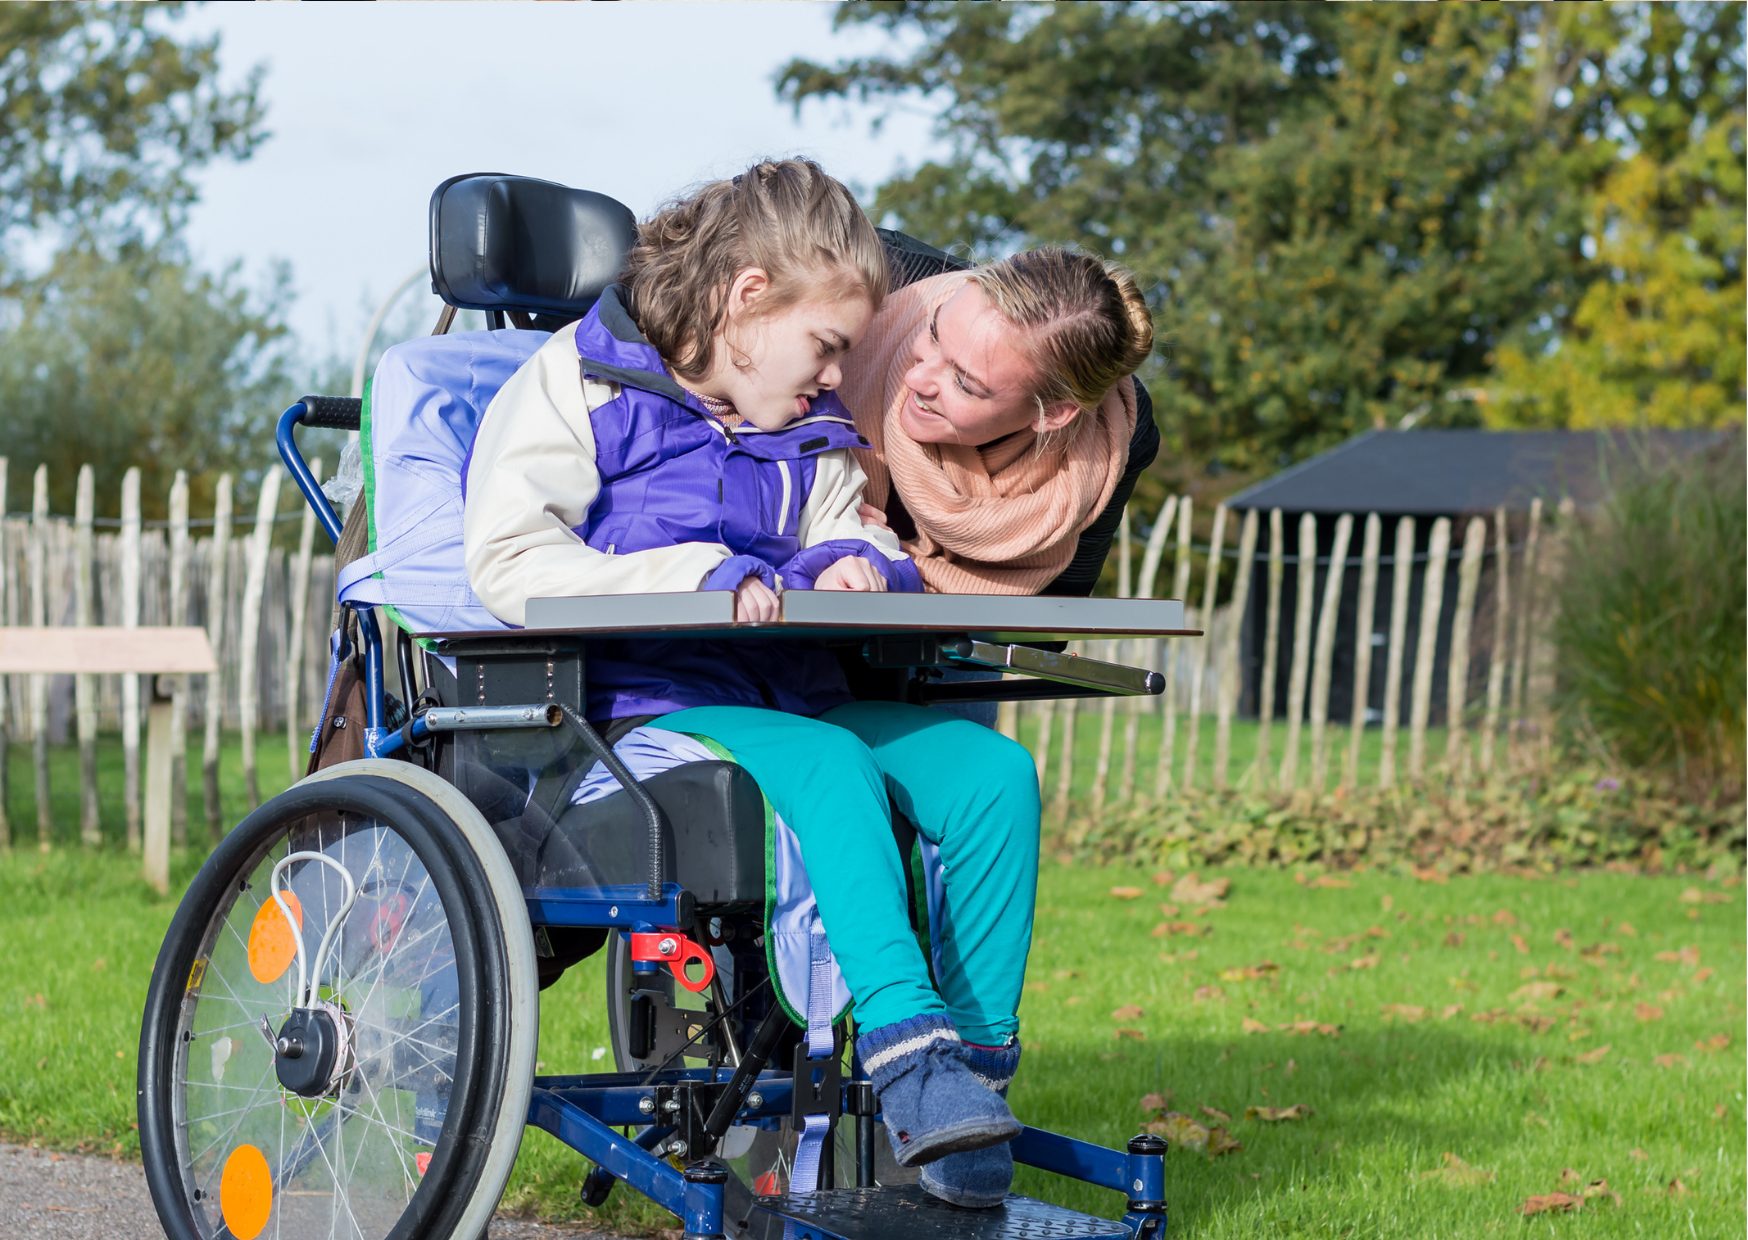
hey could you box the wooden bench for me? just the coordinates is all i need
[0,627,218,893]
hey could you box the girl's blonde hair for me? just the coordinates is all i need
[966,248,1154,416]
[619,159,888,381]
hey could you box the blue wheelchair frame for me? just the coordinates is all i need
[278,399,1170,1239]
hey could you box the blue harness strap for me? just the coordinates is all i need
[787,916,836,1197]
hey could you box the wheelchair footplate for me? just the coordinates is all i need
[752,1185,1134,1240]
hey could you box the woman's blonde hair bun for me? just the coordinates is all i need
[966,248,1154,415]
[619,158,887,381]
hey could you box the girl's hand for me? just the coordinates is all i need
[733,574,780,622]
[814,556,889,593]
[857,502,892,533]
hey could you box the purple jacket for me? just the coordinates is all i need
[535,286,919,719]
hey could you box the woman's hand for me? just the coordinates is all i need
[814,556,889,593]
[857,501,892,533]
[733,574,781,622]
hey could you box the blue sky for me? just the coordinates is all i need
[177,3,943,359]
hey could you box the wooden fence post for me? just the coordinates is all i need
[1214,508,1257,789]
[0,457,8,850]
[121,468,143,851]
[1136,494,1179,716]
[1154,497,1192,797]
[1444,516,1488,777]
[1307,512,1353,792]
[75,466,100,846]
[1407,517,1451,780]
[1525,499,1573,765]
[1032,699,1055,797]
[1479,506,1510,776]
[1344,513,1382,789]
[202,474,233,837]
[1052,690,1078,824]
[1090,640,1118,822]
[30,465,50,850]
[1508,498,1543,767]
[1094,512,1133,817]
[1117,509,1144,805]
[239,467,282,810]
[1252,509,1285,791]
[1183,504,1226,789]
[168,472,191,843]
[1379,516,1415,788]
[1278,513,1317,792]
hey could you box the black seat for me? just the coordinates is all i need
[533,761,767,907]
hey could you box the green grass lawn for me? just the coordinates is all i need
[1,737,1741,1237]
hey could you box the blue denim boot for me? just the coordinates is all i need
[919,1039,1021,1208]
[859,1014,1021,1167]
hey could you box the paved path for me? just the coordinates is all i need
[2,1143,624,1240]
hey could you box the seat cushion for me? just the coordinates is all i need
[534,760,766,906]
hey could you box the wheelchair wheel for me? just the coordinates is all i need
[138,761,538,1240]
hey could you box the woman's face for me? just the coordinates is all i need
[707,269,872,432]
[898,282,1080,446]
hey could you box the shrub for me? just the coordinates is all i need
[1551,433,1746,799]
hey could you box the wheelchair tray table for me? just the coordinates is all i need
[430,591,1194,644]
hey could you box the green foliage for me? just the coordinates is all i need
[0,244,294,519]
[0,2,265,273]
[1552,435,1746,796]
[779,2,1746,473]
[1062,772,1744,879]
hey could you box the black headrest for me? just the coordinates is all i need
[429,173,638,320]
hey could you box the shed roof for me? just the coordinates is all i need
[1225,429,1727,516]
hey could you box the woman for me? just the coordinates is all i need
[843,242,1158,600]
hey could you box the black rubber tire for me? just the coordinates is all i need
[138,773,515,1240]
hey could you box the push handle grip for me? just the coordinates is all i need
[298,395,362,431]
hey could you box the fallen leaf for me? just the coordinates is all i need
[1200,1105,1232,1123]
[1576,1043,1612,1065]
[1112,1004,1145,1021]
[1678,887,1732,904]
[1509,934,1529,955]
[1412,866,1448,884]
[1554,928,1575,949]
[1695,1032,1731,1053]
[1348,955,1379,970]
[1653,1053,1687,1068]
[1053,969,1083,979]
[1518,1193,1582,1216]
[1518,1015,1556,1034]
[1192,985,1226,1004]
[1152,921,1210,938]
[1110,886,1143,900]
[1219,961,1280,982]
[1147,1111,1209,1149]
[1150,871,1176,887]
[1694,967,1714,983]
[1443,932,1466,948]
[1140,1092,1172,1113]
[1380,1003,1427,1023]
[1653,945,1701,966]
[1025,982,1049,994]
[1156,902,1180,917]
[1715,1103,1728,1119]
[1206,1126,1244,1156]
[1618,921,1637,936]
[1380,894,1394,912]
[1294,872,1308,885]
[1665,1177,1690,1196]
[1065,996,1085,1006]
[1115,1028,1145,1041]
[1511,981,1565,1002]
[1241,1016,1270,1034]
[1418,1151,1493,1186]
[1634,1003,1664,1022]
[1492,909,1518,926]
[1284,1058,1297,1075]
[1440,1004,1464,1019]
[1628,1148,1648,1160]
[1280,1020,1342,1038]
[1170,874,1231,907]
[1310,875,1350,889]
[1245,1104,1313,1121]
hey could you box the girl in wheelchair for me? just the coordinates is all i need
[463,159,1039,1208]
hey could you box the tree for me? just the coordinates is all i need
[0,244,294,518]
[780,2,1744,474]
[0,2,265,279]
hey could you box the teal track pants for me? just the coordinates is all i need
[659,702,1040,1045]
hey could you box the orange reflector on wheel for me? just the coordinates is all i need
[219,1144,273,1239]
[247,891,303,984]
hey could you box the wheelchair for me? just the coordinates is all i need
[136,173,1192,1240]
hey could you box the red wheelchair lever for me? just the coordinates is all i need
[628,930,716,993]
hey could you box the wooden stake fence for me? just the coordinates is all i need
[1343,513,1382,790]
[1407,517,1452,779]
[1213,508,1257,789]
[1307,512,1353,792]
[1252,509,1284,789]
[1444,517,1488,777]
[1379,516,1415,788]
[202,474,232,838]
[1181,504,1226,789]
[1278,513,1316,792]
[75,467,99,845]
[1154,497,1192,796]
[1480,507,1510,775]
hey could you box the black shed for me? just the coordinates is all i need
[1222,429,1725,726]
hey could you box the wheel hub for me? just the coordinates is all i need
[274,1004,348,1097]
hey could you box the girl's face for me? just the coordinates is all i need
[705,269,873,432]
[899,282,1080,446]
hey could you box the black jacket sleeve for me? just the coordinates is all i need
[1039,377,1160,597]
